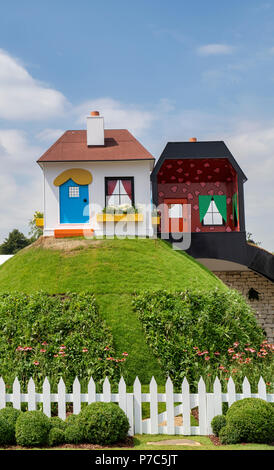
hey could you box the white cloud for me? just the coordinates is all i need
[197,44,234,56]
[74,98,157,137]
[36,128,65,143]
[213,124,274,252]
[0,49,68,120]
[0,129,43,242]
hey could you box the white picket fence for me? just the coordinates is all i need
[0,375,273,436]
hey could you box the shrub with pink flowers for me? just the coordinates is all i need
[0,292,127,389]
[133,289,273,390]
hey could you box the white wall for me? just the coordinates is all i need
[40,160,154,237]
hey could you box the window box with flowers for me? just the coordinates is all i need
[97,177,143,222]
[97,205,143,222]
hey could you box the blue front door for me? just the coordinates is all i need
[60,179,89,224]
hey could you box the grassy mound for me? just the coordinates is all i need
[0,237,225,383]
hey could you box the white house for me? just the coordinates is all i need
[37,111,155,238]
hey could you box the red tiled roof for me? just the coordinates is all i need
[37,129,154,163]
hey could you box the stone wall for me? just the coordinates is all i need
[213,270,274,343]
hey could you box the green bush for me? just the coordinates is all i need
[219,424,241,445]
[65,414,79,426]
[0,292,124,388]
[133,289,267,387]
[48,427,65,447]
[224,398,274,444]
[78,402,129,445]
[15,411,51,447]
[211,415,227,437]
[64,423,83,444]
[0,416,14,445]
[0,407,22,444]
[49,416,67,431]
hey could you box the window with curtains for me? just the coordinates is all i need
[105,177,134,207]
[199,195,227,226]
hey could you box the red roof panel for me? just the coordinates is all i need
[37,129,154,163]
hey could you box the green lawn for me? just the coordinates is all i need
[2,435,272,451]
[0,237,226,383]
[127,434,274,451]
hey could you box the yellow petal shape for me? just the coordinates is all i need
[53,169,93,186]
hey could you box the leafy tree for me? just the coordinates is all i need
[0,229,31,254]
[28,211,43,241]
[246,232,261,246]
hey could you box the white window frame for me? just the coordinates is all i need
[202,199,224,226]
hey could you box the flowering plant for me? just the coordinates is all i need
[103,204,139,214]
[0,292,127,390]
[133,289,273,391]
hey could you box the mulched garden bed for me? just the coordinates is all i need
[1,436,134,450]
[208,434,221,446]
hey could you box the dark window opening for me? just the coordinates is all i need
[248,287,260,301]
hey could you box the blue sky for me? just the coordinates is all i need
[0,0,273,250]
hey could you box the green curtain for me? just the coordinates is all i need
[213,195,227,222]
[232,193,238,223]
[199,195,212,222]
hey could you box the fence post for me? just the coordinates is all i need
[207,377,222,434]
[182,377,190,435]
[58,378,66,420]
[150,376,158,434]
[166,377,174,434]
[118,377,127,415]
[227,377,236,408]
[242,377,251,398]
[258,377,266,401]
[0,377,6,410]
[126,393,134,437]
[28,377,36,411]
[42,377,51,417]
[133,376,142,435]
[88,377,96,404]
[12,377,21,410]
[198,377,207,435]
[103,377,111,402]
[73,377,81,415]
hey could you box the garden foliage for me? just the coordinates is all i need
[0,407,22,444]
[219,398,274,444]
[133,289,272,389]
[15,410,51,447]
[211,415,227,437]
[0,402,130,447]
[78,402,129,445]
[0,292,125,388]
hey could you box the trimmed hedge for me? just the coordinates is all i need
[222,398,274,444]
[49,416,67,431]
[0,407,22,444]
[15,411,51,447]
[211,415,227,437]
[78,402,129,445]
[64,424,83,444]
[0,416,14,445]
[48,427,65,447]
